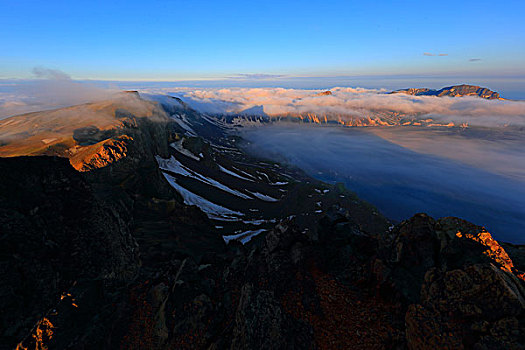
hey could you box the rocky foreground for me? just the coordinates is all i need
[0,94,524,349]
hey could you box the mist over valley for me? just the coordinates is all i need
[241,124,525,243]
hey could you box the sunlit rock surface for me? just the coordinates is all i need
[393,84,501,100]
[0,94,170,172]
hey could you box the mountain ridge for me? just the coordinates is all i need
[1,93,524,349]
[392,84,502,99]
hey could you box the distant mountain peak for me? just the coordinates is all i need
[392,84,501,99]
[123,90,140,98]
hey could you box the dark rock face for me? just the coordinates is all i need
[2,158,524,349]
[393,84,501,99]
[231,284,291,349]
[381,214,440,302]
[406,264,524,350]
[120,213,405,349]
[0,156,140,349]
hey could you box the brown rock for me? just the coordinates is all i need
[405,304,464,350]
[406,263,525,349]
[70,135,132,171]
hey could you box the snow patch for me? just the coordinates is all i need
[156,155,192,176]
[170,139,200,161]
[218,164,254,182]
[156,155,252,199]
[201,113,230,129]
[171,114,197,135]
[161,173,244,221]
[257,171,271,182]
[232,166,257,180]
[247,191,279,202]
[41,138,57,144]
[223,229,266,244]
[270,181,288,186]
[242,218,277,225]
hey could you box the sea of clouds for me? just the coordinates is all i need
[162,87,525,127]
[241,124,525,243]
[2,72,525,127]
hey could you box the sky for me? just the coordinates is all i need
[1,0,525,91]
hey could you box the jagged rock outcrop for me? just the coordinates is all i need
[406,264,525,350]
[70,134,132,171]
[373,214,525,349]
[393,84,501,99]
[118,209,401,349]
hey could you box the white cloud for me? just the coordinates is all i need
[424,52,448,57]
[0,67,116,119]
[163,87,525,127]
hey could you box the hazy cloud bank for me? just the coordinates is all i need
[242,125,525,242]
[2,71,525,128]
[165,87,525,127]
[0,67,115,119]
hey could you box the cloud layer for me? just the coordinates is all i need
[242,124,525,242]
[2,74,525,128]
[0,67,115,119]
[165,87,525,127]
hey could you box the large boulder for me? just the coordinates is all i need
[374,213,525,349]
[406,264,525,349]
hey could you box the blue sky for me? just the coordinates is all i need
[1,0,524,83]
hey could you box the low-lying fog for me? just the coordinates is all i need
[241,124,525,243]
